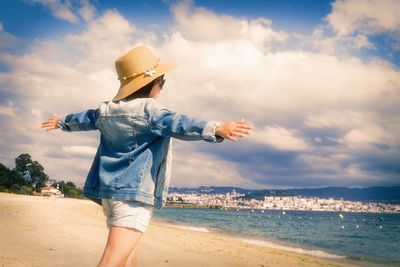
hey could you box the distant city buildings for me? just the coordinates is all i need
[167,189,400,213]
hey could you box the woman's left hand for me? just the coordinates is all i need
[215,118,252,141]
[41,113,61,132]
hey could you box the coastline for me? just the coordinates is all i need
[0,192,361,267]
[151,217,383,267]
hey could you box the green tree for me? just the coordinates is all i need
[0,163,9,187]
[9,184,21,193]
[14,154,33,174]
[7,169,26,188]
[0,163,26,188]
[58,180,66,194]
[64,181,77,197]
[14,154,48,192]
[19,185,33,195]
[66,181,76,187]
[57,180,83,198]
[30,160,49,192]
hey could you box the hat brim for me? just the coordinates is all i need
[112,63,176,102]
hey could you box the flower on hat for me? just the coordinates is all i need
[144,68,156,77]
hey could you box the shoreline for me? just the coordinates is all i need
[148,218,368,267]
[156,218,347,258]
[0,192,363,266]
[151,217,381,267]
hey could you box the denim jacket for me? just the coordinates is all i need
[57,98,223,209]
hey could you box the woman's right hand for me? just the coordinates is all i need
[41,113,62,132]
[215,118,252,141]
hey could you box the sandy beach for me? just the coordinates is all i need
[0,192,359,267]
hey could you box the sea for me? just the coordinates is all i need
[152,207,400,266]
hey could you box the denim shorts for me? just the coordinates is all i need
[101,198,154,233]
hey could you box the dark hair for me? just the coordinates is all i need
[120,75,164,101]
[124,81,154,100]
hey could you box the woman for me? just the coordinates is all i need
[41,45,251,267]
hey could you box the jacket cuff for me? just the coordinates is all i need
[202,121,224,143]
[56,115,68,131]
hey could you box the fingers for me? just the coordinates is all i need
[226,127,249,141]
[233,128,251,135]
[226,135,237,141]
[216,119,252,142]
[41,124,57,131]
[41,122,55,128]
[41,116,59,132]
[233,121,252,135]
[220,119,252,142]
[230,130,247,138]
[235,119,252,129]
[239,124,252,130]
[41,121,54,126]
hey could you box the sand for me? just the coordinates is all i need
[0,192,360,267]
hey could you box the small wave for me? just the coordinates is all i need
[239,238,346,260]
[170,225,210,233]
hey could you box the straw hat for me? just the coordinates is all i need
[112,45,176,102]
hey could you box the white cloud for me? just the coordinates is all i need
[340,124,392,148]
[61,145,97,157]
[171,1,287,50]
[78,0,96,22]
[296,0,400,55]
[327,0,400,36]
[0,101,17,117]
[297,154,343,174]
[305,110,373,129]
[171,142,257,188]
[1,2,400,187]
[26,0,79,23]
[25,0,98,23]
[250,125,310,152]
[351,34,374,49]
[0,10,140,114]
[161,34,400,126]
[0,10,135,181]
[0,22,19,50]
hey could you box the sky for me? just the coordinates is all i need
[0,0,399,190]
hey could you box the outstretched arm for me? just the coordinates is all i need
[41,109,99,132]
[145,99,251,142]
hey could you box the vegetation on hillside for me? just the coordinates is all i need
[0,153,86,199]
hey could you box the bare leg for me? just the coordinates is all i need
[97,226,143,267]
[124,246,138,267]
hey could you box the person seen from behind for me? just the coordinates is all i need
[41,45,251,267]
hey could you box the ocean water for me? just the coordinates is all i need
[152,208,400,266]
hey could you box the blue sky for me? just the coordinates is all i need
[0,0,399,189]
[1,0,333,33]
[1,0,398,65]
